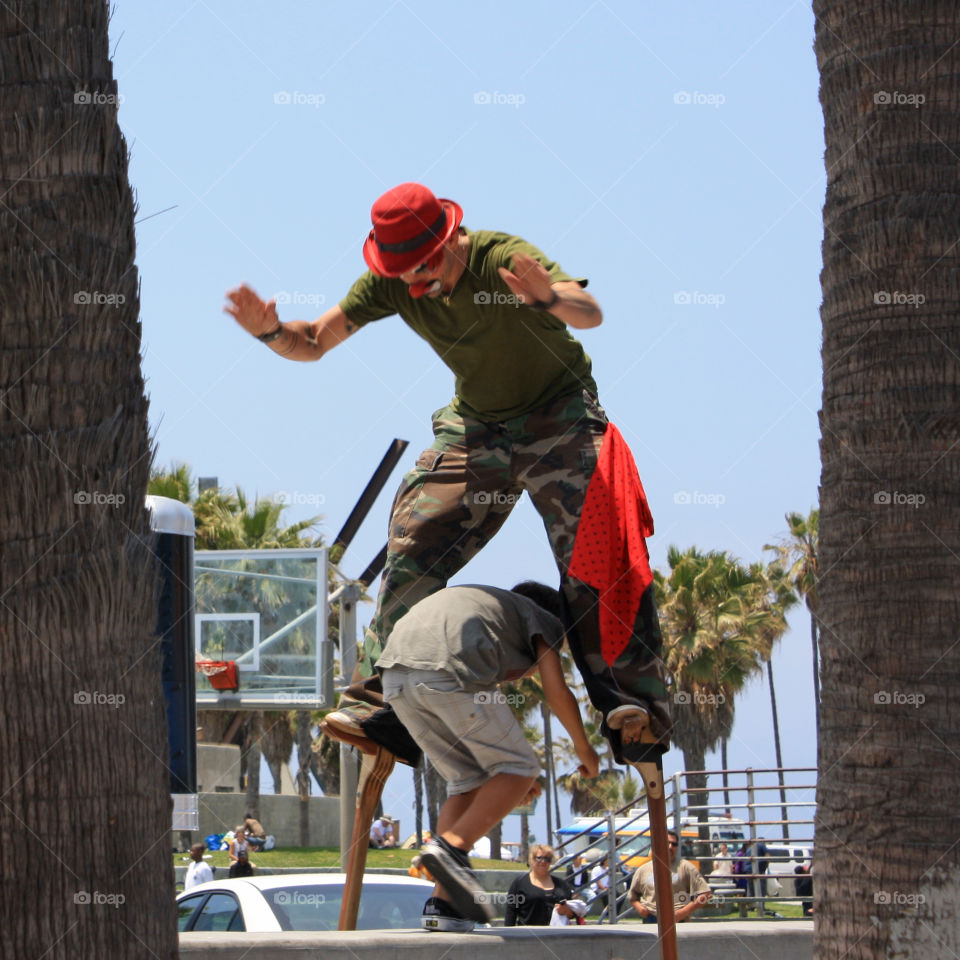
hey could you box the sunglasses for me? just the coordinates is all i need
[668,841,678,847]
[534,856,553,863]
[410,250,444,274]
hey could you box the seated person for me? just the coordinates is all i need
[628,830,711,923]
[243,811,267,850]
[369,815,397,849]
[227,825,254,878]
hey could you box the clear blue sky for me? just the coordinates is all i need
[109,0,823,843]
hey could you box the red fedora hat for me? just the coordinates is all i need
[363,183,463,277]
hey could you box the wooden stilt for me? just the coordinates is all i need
[624,717,679,960]
[337,746,396,930]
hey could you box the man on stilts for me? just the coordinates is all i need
[225,183,677,953]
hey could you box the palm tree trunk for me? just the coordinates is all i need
[766,660,789,840]
[424,759,446,835]
[682,747,709,844]
[520,812,530,863]
[414,757,424,844]
[244,713,262,813]
[296,710,312,847]
[0,3,176,953]
[721,738,731,816]
[809,611,820,739]
[541,701,554,844]
[487,822,502,861]
[815,3,960,956]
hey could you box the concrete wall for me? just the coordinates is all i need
[184,792,340,848]
[179,921,814,960]
[197,743,243,793]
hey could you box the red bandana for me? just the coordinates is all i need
[567,424,654,665]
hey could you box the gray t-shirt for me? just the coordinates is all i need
[375,585,565,693]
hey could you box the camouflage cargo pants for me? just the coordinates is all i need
[357,389,671,755]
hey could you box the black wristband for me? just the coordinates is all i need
[526,290,558,313]
[257,324,283,343]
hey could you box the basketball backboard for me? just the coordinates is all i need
[193,547,333,709]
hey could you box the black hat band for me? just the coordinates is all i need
[375,209,447,254]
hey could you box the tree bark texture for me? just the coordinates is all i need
[0,2,177,956]
[815,3,960,957]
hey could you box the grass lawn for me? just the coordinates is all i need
[175,846,528,873]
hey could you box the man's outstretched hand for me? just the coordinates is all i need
[576,743,601,779]
[497,252,556,307]
[224,284,279,338]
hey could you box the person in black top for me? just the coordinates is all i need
[505,845,576,926]
[794,862,814,916]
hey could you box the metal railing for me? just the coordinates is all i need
[551,765,816,922]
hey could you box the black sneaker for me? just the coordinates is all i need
[421,896,475,933]
[420,837,494,923]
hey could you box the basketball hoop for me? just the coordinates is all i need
[196,659,239,692]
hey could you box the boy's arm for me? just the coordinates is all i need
[535,638,600,777]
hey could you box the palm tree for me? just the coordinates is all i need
[814,4,960,954]
[765,509,820,738]
[261,711,295,793]
[749,560,799,839]
[654,547,782,844]
[0,3,176,954]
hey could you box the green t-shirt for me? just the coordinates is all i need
[338,229,598,421]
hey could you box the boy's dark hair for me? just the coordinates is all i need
[511,580,563,619]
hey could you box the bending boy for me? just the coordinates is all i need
[376,581,599,931]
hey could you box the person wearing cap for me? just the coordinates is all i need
[224,183,670,768]
[369,814,396,849]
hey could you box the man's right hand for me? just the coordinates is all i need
[224,284,279,337]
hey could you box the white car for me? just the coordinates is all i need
[177,873,435,932]
[763,845,813,897]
